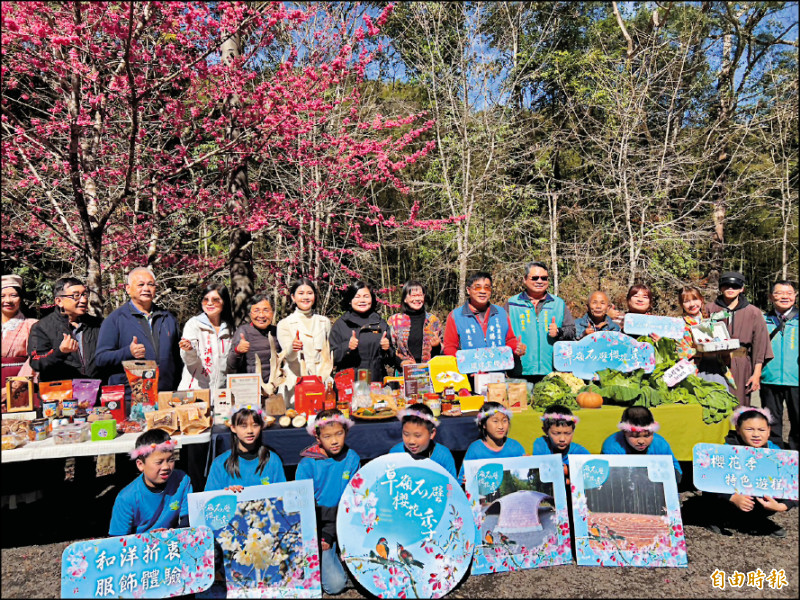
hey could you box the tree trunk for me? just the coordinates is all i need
[221,24,255,326]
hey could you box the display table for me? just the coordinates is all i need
[508,403,730,461]
[210,415,482,467]
[1,430,211,463]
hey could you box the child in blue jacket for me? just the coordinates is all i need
[459,402,525,484]
[296,409,360,595]
[601,406,682,484]
[109,429,191,536]
[389,403,457,479]
[206,404,286,491]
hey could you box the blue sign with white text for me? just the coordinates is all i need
[623,314,686,340]
[553,331,655,380]
[693,443,799,500]
[61,527,214,599]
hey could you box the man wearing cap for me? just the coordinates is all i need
[706,271,773,407]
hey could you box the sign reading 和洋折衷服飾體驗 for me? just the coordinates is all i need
[553,331,655,380]
[61,527,214,598]
[693,443,799,500]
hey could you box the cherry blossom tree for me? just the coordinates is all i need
[2,1,444,315]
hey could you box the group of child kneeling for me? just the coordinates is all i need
[110,401,794,594]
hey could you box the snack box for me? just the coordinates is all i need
[91,419,118,442]
[459,395,485,412]
[53,422,90,445]
[158,389,210,408]
[690,321,740,353]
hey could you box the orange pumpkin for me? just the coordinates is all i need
[576,391,603,409]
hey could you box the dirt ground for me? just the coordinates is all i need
[2,490,797,599]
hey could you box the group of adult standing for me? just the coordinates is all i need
[2,265,797,449]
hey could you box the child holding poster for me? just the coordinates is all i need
[205,404,286,491]
[458,402,525,484]
[532,404,589,484]
[109,429,192,536]
[389,403,457,479]
[601,406,682,483]
[706,407,797,537]
[296,409,361,595]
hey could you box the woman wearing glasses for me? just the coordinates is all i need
[28,276,103,382]
[178,283,235,391]
[387,280,442,370]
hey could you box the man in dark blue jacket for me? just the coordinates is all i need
[95,268,182,408]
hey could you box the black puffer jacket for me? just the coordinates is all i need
[329,310,395,383]
[28,309,104,382]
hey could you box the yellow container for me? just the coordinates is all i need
[459,395,485,412]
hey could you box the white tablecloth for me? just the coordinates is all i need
[1,431,210,463]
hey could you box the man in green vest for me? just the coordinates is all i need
[504,262,575,384]
[761,280,798,450]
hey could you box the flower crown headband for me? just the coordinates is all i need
[130,439,177,460]
[231,404,264,418]
[397,408,440,428]
[307,414,355,436]
[618,421,660,433]
[730,406,773,428]
[475,406,513,426]
[540,412,580,424]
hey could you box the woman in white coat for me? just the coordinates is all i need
[178,283,235,390]
[276,278,332,400]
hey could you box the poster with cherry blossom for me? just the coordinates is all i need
[337,453,476,598]
[462,455,572,575]
[187,481,320,598]
[693,443,799,500]
[569,455,687,567]
[61,526,214,598]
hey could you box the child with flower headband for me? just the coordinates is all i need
[296,409,360,594]
[532,404,589,482]
[458,402,525,484]
[109,429,192,536]
[205,404,286,491]
[706,407,797,537]
[600,406,682,483]
[389,403,457,479]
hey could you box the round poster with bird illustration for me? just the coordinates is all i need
[337,453,476,598]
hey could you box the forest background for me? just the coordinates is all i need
[2,1,798,326]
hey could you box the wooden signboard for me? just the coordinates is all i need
[463,455,572,575]
[569,455,687,568]
[61,527,214,598]
[553,331,655,380]
[693,443,799,501]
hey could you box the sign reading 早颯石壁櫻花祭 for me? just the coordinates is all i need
[188,481,320,598]
[60,527,214,598]
[463,455,572,575]
[337,453,476,598]
[693,443,799,500]
[553,331,655,380]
